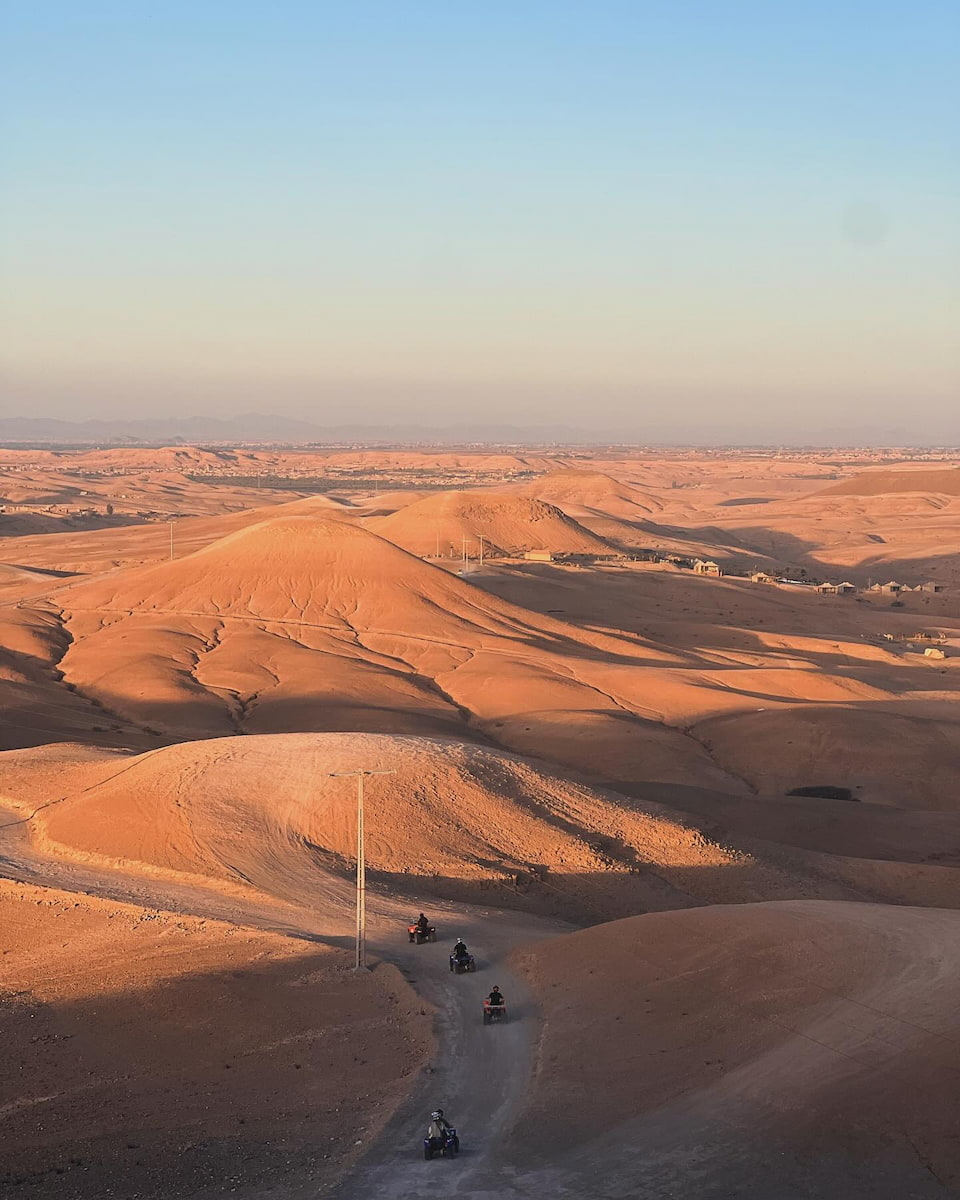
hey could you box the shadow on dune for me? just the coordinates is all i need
[0,952,423,1200]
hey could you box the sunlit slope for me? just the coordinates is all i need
[44,515,744,789]
[0,733,827,920]
[368,491,615,557]
[517,469,666,517]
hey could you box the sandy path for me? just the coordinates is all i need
[329,914,547,1200]
[0,810,562,1198]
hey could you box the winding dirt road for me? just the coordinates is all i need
[0,807,563,1198]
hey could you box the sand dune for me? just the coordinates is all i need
[819,467,960,497]
[39,515,749,789]
[512,900,960,1196]
[0,877,429,1199]
[3,446,960,1198]
[0,733,822,921]
[369,491,615,558]
[513,468,666,517]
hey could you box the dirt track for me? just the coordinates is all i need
[0,811,562,1199]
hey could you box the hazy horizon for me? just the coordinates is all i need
[2,2,957,441]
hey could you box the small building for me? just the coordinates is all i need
[750,571,778,585]
[924,646,947,659]
[914,581,947,594]
[524,549,553,563]
[693,559,722,576]
[870,581,903,594]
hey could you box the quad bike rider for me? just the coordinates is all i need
[483,985,507,1024]
[424,1108,459,1159]
[449,937,474,972]
[408,912,436,943]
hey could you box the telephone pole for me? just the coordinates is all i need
[329,768,395,969]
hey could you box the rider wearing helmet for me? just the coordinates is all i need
[416,913,430,934]
[427,1108,452,1142]
[453,937,470,961]
[487,986,504,1006]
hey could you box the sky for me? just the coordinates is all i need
[1,1,958,442]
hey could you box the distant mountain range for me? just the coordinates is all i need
[0,414,619,446]
[0,413,956,448]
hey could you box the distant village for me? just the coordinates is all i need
[513,547,949,598]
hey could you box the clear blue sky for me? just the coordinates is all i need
[1,1,957,440]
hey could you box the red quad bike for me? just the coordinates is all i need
[408,922,437,944]
[483,999,508,1025]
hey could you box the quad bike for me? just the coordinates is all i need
[449,953,476,974]
[408,922,436,944]
[423,1127,459,1160]
[482,999,508,1025]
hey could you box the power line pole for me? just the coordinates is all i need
[329,768,395,969]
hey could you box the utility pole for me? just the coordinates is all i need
[329,768,395,969]
[462,536,468,573]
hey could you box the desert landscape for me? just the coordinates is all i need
[3,443,960,1197]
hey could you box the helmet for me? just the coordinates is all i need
[492,985,501,992]
[456,937,464,944]
[431,1109,443,1120]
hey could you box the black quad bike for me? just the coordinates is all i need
[424,1127,459,1160]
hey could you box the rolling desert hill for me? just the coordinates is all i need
[512,900,960,1197]
[38,513,755,790]
[0,491,355,575]
[818,467,960,498]
[0,733,841,923]
[4,446,960,1199]
[513,468,666,518]
[368,491,615,558]
[0,878,430,1200]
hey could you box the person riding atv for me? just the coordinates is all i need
[426,1108,453,1142]
[452,938,470,961]
[487,986,505,1006]
[416,913,430,935]
[424,1108,459,1159]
